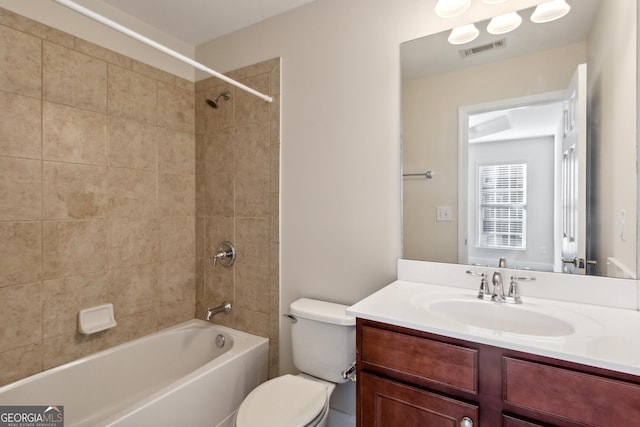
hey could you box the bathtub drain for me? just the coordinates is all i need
[215,334,226,348]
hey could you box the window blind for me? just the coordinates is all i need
[478,163,527,250]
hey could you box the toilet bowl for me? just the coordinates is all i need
[234,298,355,427]
[235,374,335,427]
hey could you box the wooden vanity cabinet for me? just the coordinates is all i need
[356,318,640,427]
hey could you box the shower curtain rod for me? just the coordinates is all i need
[52,0,273,103]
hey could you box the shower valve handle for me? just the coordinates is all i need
[212,241,236,268]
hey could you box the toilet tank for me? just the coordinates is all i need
[289,298,355,384]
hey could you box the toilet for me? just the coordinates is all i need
[235,298,356,427]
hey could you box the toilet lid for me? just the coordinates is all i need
[236,374,328,427]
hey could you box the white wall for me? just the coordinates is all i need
[194,0,544,379]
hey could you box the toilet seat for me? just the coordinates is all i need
[235,374,329,427]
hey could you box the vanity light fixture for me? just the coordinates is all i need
[448,23,480,45]
[530,0,571,23]
[441,0,571,45]
[435,0,471,18]
[487,11,522,35]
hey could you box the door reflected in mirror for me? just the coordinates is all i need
[401,0,637,278]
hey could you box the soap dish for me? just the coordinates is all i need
[78,303,117,335]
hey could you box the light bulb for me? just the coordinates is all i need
[487,11,522,35]
[448,24,480,45]
[531,0,571,24]
[435,0,471,18]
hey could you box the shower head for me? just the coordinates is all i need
[206,90,231,109]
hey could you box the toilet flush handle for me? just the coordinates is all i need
[283,313,297,323]
[341,361,356,382]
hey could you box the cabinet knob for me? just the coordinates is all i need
[460,417,473,427]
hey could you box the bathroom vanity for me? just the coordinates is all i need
[348,261,640,426]
[357,318,640,426]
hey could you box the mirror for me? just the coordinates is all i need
[401,0,637,278]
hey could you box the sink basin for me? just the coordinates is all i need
[418,297,576,338]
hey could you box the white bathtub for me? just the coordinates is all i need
[0,319,269,427]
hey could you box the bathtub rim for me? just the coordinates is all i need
[0,318,269,395]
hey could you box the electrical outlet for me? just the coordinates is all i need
[436,206,453,222]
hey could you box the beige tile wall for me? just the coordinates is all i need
[195,59,281,378]
[0,8,196,385]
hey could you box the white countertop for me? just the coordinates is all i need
[347,280,640,376]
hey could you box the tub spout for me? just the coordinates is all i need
[206,302,232,320]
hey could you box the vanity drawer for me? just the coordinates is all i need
[504,357,640,425]
[360,325,478,394]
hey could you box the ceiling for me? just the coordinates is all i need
[81,0,315,46]
[468,102,563,143]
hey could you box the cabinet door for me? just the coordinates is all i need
[360,372,478,427]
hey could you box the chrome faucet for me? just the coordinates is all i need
[505,276,522,304]
[467,270,492,301]
[490,258,508,302]
[206,302,232,320]
[491,271,505,302]
[505,275,536,304]
[468,268,535,304]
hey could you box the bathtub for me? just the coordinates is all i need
[0,319,269,427]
